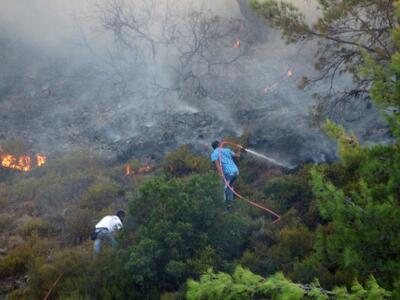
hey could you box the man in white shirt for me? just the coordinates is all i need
[92,210,125,255]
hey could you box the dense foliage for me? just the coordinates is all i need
[186,265,390,299]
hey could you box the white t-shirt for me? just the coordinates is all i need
[95,216,123,233]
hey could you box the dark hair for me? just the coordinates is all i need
[211,140,220,149]
[116,210,125,220]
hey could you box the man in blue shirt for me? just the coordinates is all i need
[210,140,242,206]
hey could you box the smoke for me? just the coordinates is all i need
[0,0,389,163]
[0,1,85,53]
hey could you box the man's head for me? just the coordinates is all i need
[116,210,125,221]
[211,140,220,149]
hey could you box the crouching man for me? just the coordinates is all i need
[92,210,125,256]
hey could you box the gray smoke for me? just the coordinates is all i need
[0,0,390,165]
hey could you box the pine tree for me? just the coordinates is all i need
[251,0,398,120]
[305,5,400,289]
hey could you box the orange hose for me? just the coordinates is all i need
[218,141,281,223]
[43,273,63,300]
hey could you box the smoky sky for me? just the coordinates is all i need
[0,0,317,58]
[0,0,390,163]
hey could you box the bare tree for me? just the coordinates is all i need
[92,0,248,106]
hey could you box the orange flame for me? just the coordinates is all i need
[36,155,47,167]
[125,164,152,176]
[126,164,132,176]
[1,154,31,172]
[2,155,15,168]
[19,156,32,172]
[1,152,46,172]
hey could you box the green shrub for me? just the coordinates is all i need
[81,182,121,211]
[63,208,93,245]
[0,245,33,279]
[17,216,51,237]
[262,170,314,216]
[162,145,211,177]
[123,173,251,295]
[27,246,92,300]
[12,178,38,202]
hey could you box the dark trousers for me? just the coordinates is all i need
[224,172,238,202]
[93,229,116,255]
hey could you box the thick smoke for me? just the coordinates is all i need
[0,0,390,164]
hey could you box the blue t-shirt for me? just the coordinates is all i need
[211,148,239,176]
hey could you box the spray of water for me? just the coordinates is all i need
[245,148,296,169]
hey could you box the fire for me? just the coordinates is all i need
[234,39,240,49]
[125,164,153,176]
[19,156,32,172]
[125,164,132,176]
[36,155,46,167]
[0,152,47,172]
[2,155,15,168]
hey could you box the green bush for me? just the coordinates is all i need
[122,173,252,295]
[17,216,51,237]
[12,178,38,202]
[0,245,33,279]
[63,208,93,245]
[81,182,121,211]
[162,145,211,178]
[263,175,312,214]
[27,246,91,300]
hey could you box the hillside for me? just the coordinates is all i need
[1,0,400,299]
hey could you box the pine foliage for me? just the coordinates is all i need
[186,265,389,299]
[311,121,400,287]
[187,266,305,300]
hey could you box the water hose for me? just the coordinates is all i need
[43,273,63,300]
[218,141,281,223]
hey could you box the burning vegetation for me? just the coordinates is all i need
[125,164,153,176]
[0,152,47,172]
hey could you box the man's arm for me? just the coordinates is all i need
[232,145,245,158]
[214,160,223,175]
[112,217,123,231]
